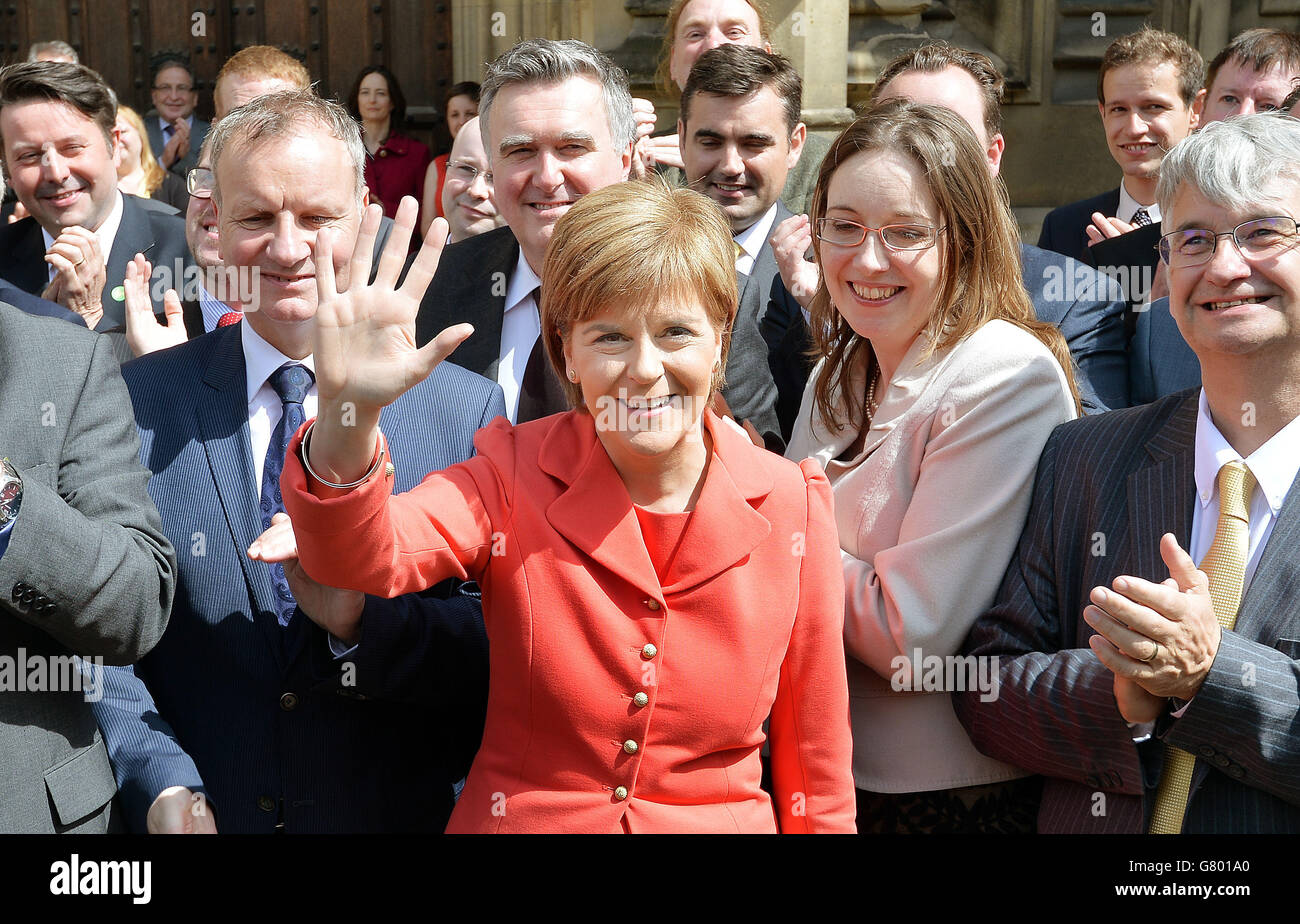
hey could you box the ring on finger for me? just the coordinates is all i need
[1139,641,1160,663]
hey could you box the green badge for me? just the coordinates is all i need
[111,285,126,302]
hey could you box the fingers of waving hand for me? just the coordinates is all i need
[343,201,384,292]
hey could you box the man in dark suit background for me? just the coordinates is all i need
[956,112,1300,833]
[1037,28,1203,267]
[93,90,503,833]
[0,61,192,330]
[678,44,805,449]
[416,39,633,425]
[144,54,209,177]
[771,42,1129,413]
[0,302,175,832]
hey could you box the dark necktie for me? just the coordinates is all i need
[1131,207,1152,227]
[261,363,314,626]
[516,286,569,423]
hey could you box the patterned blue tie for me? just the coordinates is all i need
[261,363,314,626]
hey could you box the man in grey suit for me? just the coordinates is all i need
[679,44,805,449]
[0,302,175,832]
[956,112,1300,833]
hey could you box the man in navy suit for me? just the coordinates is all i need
[93,90,504,833]
[772,42,1129,412]
[1037,28,1203,267]
[0,61,192,330]
[957,113,1300,833]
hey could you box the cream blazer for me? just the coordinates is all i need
[787,320,1077,792]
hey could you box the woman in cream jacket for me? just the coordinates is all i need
[786,100,1079,832]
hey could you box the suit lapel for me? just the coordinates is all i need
[1125,395,1198,582]
[737,203,791,324]
[1233,466,1300,644]
[99,195,164,329]
[197,329,284,660]
[539,411,773,599]
[449,228,515,379]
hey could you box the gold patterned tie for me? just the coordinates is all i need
[1148,460,1256,834]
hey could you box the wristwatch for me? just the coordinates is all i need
[0,459,22,528]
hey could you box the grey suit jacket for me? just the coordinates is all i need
[0,302,176,832]
[146,112,211,177]
[1129,296,1201,406]
[956,391,1300,832]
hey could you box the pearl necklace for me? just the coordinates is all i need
[866,368,880,418]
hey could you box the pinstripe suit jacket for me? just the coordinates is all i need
[92,325,506,832]
[955,390,1300,832]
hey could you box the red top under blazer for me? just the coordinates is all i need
[283,408,856,833]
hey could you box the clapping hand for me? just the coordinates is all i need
[307,195,473,484]
[160,118,191,169]
[769,214,819,309]
[1085,212,1136,247]
[124,254,187,357]
[42,226,106,328]
[1084,533,1221,714]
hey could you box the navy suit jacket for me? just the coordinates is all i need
[0,278,85,327]
[1129,295,1201,406]
[1036,187,1120,266]
[956,391,1300,832]
[93,325,506,833]
[1019,243,1128,411]
[0,194,192,331]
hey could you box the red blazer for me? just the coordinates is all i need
[284,409,855,833]
[364,130,432,223]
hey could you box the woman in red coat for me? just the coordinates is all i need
[347,65,432,236]
[268,181,856,833]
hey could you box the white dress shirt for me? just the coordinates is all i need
[242,321,317,487]
[733,203,779,277]
[42,190,124,283]
[497,252,543,424]
[198,285,233,333]
[1117,180,1161,225]
[1191,389,1300,587]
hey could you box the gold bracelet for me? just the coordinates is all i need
[300,420,386,490]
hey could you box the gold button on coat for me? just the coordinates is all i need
[623,739,638,754]
[645,599,661,611]
[641,643,657,660]
[633,691,649,707]
[614,786,628,801]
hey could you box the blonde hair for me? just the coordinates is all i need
[809,100,1080,433]
[541,177,736,409]
[117,104,165,197]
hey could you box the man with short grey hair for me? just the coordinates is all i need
[26,40,78,64]
[93,89,504,833]
[957,112,1300,833]
[416,38,634,423]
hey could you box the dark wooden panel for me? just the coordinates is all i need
[323,0,373,101]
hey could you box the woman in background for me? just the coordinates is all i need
[116,104,187,211]
[786,100,1079,833]
[422,80,480,229]
[348,65,431,235]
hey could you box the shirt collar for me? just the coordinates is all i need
[1193,389,1300,514]
[503,248,542,316]
[242,320,316,405]
[1117,181,1161,224]
[733,202,780,263]
[41,189,124,271]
